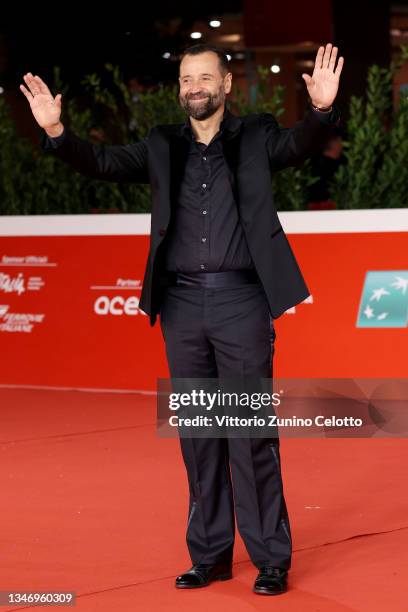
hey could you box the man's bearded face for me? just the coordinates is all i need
[178,51,231,121]
[179,83,226,120]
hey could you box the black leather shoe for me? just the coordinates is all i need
[175,562,233,589]
[253,567,288,595]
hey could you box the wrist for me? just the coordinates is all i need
[310,102,333,113]
[45,122,64,138]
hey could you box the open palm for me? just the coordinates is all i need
[19,73,62,129]
[302,43,344,109]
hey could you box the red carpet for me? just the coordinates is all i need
[0,387,407,611]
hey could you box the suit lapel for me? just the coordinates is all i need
[169,132,191,204]
[221,119,243,203]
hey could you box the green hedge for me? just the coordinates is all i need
[2,48,408,215]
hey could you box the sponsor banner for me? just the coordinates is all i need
[0,213,407,390]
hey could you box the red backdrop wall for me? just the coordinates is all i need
[1,212,407,391]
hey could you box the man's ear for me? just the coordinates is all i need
[224,72,232,94]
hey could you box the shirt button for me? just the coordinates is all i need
[201,237,207,242]
[203,156,207,161]
[202,183,207,189]
[202,210,207,215]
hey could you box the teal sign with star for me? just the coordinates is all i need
[356,271,408,328]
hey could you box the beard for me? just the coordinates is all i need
[179,84,226,120]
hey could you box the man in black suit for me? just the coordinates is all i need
[20,42,343,595]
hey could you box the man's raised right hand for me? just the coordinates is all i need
[20,73,64,137]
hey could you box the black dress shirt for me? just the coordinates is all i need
[163,109,254,273]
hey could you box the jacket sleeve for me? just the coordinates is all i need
[40,126,150,183]
[262,106,340,172]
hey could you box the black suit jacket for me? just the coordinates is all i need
[41,106,339,326]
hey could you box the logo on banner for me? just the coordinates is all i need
[0,305,45,333]
[0,272,45,294]
[356,271,408,328]
[91,278,147,316]
[1,255,53,266]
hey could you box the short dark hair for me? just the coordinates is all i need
[180,44,231,76]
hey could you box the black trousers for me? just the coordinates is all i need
[159,281,292,570]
